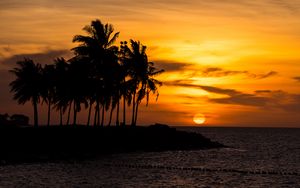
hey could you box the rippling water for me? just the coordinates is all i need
[0,127,299,187]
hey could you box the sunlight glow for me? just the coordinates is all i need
[193,114,206,125]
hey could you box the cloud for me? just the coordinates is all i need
[1,50,71,67]
[200,67,278,79]
[210,94,271,107]
[250,71,278,79]
[280,94,300,111]
[196,85,271,107]
[63,1,300,15]
[201,67,247,77]
[166,80,300,111]
[166,81,240,95]
[293,76,300,82]
[255,90,272,94]
[198,85,240,96]
[154,61,191,72]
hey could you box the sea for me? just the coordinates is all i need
[0,127,299,187]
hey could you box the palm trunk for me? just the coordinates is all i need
[108,106,113,126]
[97,103,101,126]
[101,105,105,127]
[73,101,77,126]
[134,101,139,126]
[116,97,120,126]
[59,107,63,126]
[87,101,92,126]
[33,99,38,127]
[123,95,126,126]
[66,101,72,125]
[47,100,51,127]
[94,101,98,126]
[131,91,136,127]
[122,79,126,127]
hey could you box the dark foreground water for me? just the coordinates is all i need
[0,127,299,187]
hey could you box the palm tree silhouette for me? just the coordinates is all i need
[135,61,164,125]
[126,40,164,126]
[41,64,56,126]
[119,41,131,126]
[107,62,123,126]
[53,57,69,126]
[67,57,90,125]
[10,58,43,127]
[85,70,97,126]
[9,19,164,127]
[72,19,119,126]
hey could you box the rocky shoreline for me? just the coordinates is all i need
[0,124,224,164]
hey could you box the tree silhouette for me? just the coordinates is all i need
[126,40,164,126]
[119,41,131,126]
[53,57,69,126]
[67,57,90,125]
[72,19,119,126]
[10,58,43,127]
[135,61,164,125]
[9,19,164,127]
[41,64,56,126]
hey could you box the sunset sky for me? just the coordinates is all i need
[0,0,300,127]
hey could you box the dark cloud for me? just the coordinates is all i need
[1,50,71,67]
[154,61,191,72]
[278,94,300,112]
[167,81,241,94]
[200,67,277,79]
[167,81,243,96]
[201,67,247,77]
[255,90,272,93]
[210,94,270,107]
[250,71,278,79]
[198,85,240,96]
[293,76,300,82]
[196,85,271,107]
[166,80,300,111]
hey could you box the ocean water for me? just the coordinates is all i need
[0,127,299,187]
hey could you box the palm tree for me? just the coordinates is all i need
[10,58,43,127]
[112,60,128,126]
[53,57,69,126]
[85,76,97,126]
[68,56,90,125]
[126,40,146,126]
[119,41,131,126]
[134,61,164,125]
[72,19,119,126]
[41,64,56,126]
[106,59,124,126]
[126,40,164,126]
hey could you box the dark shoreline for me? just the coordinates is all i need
[0,124,224,165]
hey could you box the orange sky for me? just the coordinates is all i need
[0,0,300,127]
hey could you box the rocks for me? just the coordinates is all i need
[0,125,224,164]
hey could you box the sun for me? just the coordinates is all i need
[193,113,206,125]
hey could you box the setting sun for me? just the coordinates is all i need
[193,114,206,125]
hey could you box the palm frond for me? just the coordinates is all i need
[107,32,120,47]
